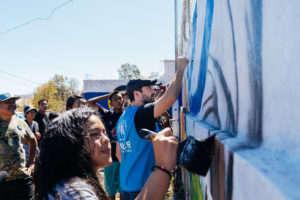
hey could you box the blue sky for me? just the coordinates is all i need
[0,0,175,95]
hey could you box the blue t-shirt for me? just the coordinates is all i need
[116,106,159,192]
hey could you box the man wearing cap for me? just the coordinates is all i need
[23,105,41,162]
[0,93,37,200]
[116,57,189,200]
[88,87,125,200]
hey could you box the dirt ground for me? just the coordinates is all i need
[97,169,174,200]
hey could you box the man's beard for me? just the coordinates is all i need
[141,93,154,104]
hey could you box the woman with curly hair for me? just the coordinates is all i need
[34,108,177,200]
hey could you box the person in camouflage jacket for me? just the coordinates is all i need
[0,93,37,200]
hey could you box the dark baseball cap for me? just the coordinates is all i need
[126,78,157,97]
[23,105,37,115]
[0,93,20,103]
[109,85,127,100]
[114,85,126,92]
[109,91,120,100]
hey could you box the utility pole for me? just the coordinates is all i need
[174,0,178,71]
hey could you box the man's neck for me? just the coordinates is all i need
[131,100,144,107]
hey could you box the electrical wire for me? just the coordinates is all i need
[0,0,75,36]
[0,69,41,85]
[0,73,39,88]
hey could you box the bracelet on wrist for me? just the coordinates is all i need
[151,165,172,179]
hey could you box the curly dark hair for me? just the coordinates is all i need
[33,108,108,200]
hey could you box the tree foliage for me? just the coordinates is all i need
[149,72,160,79]
[68,78,80,94]
[32,75,80,113]
[118,63,141,80]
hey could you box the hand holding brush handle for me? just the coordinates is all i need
[139,128,215,176]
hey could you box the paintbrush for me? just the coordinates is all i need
[139,129,215,176]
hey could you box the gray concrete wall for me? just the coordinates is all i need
[177,0,300,199]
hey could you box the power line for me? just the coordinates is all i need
[0,0,74,36]
[0,69,42,85]
[0,73,39,89]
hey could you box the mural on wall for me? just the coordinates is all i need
[175,0,300,199]
[182,0,263,140]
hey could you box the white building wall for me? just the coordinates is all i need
[83,80,128,93]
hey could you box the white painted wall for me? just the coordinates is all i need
[83,80,128,93]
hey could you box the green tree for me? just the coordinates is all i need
[32,80,64,112]
[32,74,80,113]
[52,75,71,102]
[118,63,141,80]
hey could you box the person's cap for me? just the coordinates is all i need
[109,91,120,100]
[109,85,127,100]
[0,93,21,103]
[114,85,126,92]
[126,78,157,96]
[23,105,37,115]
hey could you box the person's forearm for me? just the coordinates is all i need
[87,93,111,105]
[28,138,37,166]
[164,68,185,102]
[154,68,186,118]
[136,128,177,200]
[35,131,41,140]
[116,142,122,162]
[136,170,170,200]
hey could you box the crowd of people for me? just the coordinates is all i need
[0,57,189,200]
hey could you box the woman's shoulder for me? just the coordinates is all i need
[47,179,98,200]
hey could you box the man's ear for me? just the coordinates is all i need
[133,90,141,100]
